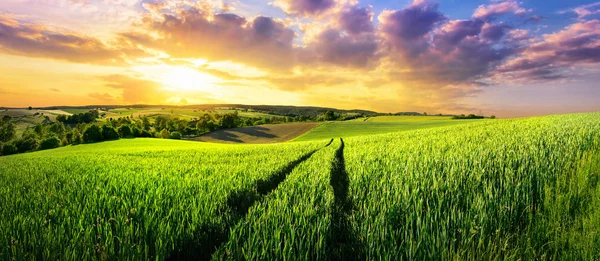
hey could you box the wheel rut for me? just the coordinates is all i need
[168,139,333,261]
[328,138,364,261]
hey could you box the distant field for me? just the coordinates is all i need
[101,108,275,120]
[192,122,319,144]
[294,116,479,141]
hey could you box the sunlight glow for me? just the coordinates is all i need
[160,66,220,92]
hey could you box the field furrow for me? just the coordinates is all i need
[213,139,340,260]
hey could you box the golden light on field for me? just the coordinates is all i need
[160,66,221,92]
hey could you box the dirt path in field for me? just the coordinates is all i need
[328,138,365,260]
[190,122,319,144]
[169,139,333,261]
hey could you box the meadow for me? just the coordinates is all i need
[1,113,599,260]
[293,115,478,141]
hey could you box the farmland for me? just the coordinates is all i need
[294,115,479,141]
[1,113,600,260]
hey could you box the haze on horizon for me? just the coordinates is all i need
[0,0,599,118]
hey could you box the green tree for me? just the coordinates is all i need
[118,125,133,138]
[39,136,60,150]
[0,117,16,142]
[168,131,182,140]
[160,129,170,139]
[101,125,120,141]
[1,143,17,155]
[82,125,103,143]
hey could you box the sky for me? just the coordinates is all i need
[0,0,599,117]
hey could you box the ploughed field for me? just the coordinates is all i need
[1,113,600,260]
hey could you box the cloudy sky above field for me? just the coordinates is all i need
[0,0,599,117]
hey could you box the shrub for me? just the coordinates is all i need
[102,125,120,141]
[160,129,170,139]
[83,125,103,143]
[39,136,60,150]
[168,131,182,140]
[131,126,141,137]
[61,138,69,146]
[72,131,82,145]
[14,136,39,153]
[1,143,17,156]
[138,130,152,138]
[118,125,133,138]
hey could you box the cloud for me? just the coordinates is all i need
[271,0,337,17]
[472,0,529,21]
[88,92,116,102]
[378,0,513,91]
[378,0,446,57]
[492,20,600,83]
[100,74,171,104]
[0,13,144,65]
[561,2,600,19]
[123,8,296,70]
[339,6,374,35]
[304,28,379,68]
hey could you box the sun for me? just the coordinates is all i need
[160,66,220,92]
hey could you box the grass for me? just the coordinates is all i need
[293,116,478,141]
[192,122,319,144]
[101,108,275,120]
[2,113,600,260]
[0,139,326,260]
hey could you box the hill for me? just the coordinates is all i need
[190,122,319,144]
[293,115,481,141]
[1,113,600,260]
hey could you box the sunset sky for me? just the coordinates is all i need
[1,0,599,117]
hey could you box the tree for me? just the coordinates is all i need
[423,112,428,116]
[72,131,83,145]
[28,106,32,110]
[0,117,16,142]
[39,136,60,150]
[490,115,496,119]
[14,135,39,153]
[47,122,66,138]
[118,125,133,138]
[160,129,170,139]
[2,143,17,155]
[83,125,103,143]
[101,125,120,141]
[168,131,182,140]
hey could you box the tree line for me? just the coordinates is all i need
[0,109,365,156]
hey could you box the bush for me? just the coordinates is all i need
[160,129,170,139]
[14,136,39,153]
[61,138,69,146]
[1,143,17,155]
[39,136,60,150]
[131,126,141,137]
[138,130,152,138]
[168,131,182,140]
[118,125,133,138]
[101,125,119,141]
[83,125,103,143]
[72,131,82,145]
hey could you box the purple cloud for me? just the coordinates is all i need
[492,20,600,83]
[379,0,446,56]
[273,0,336,17]
[472,0,528,21]
[309,28,378,68]
[339,6,374,35]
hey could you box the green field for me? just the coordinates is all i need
[294,116,478,141]
[2,113,600,260]
[102,108,275,120]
